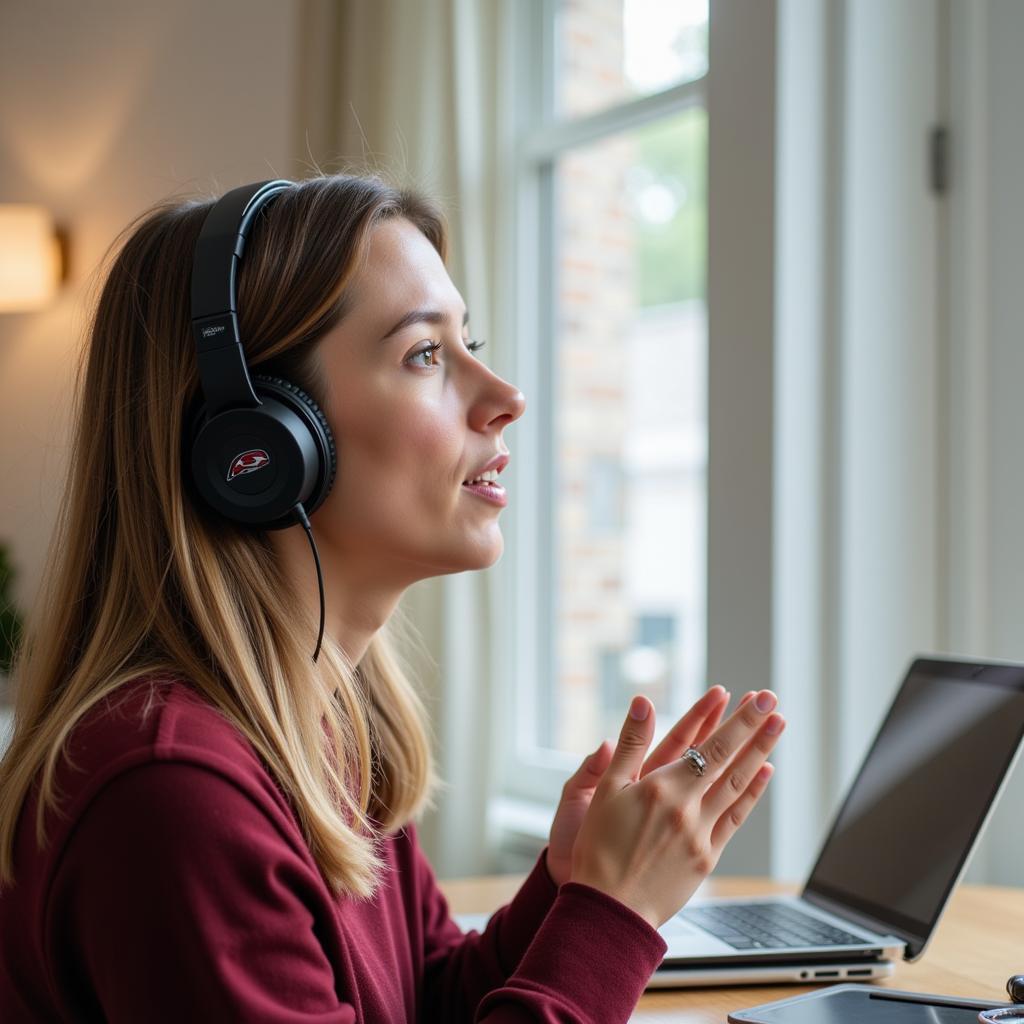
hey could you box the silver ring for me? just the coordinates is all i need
[681,747,707,777]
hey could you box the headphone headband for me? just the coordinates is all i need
[186,176,337,531]
[190,179,292,419]
[185,177,335,659]
[190,179,292,318]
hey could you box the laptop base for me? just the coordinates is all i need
[646,959,895,989]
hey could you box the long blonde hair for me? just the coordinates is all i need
[0,174,445,898]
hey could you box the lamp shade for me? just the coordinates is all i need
[0,204,62,312]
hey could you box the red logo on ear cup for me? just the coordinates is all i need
[226,448,270,482]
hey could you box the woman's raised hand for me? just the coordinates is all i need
[568,690,784,931]
[544,685,734,887]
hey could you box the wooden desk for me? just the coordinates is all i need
[439,875,1022,1022]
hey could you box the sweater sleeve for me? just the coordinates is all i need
[473,883,669,1023]
[46,762,356,1024]
[414,823,560,1013]
[411,826,668,1023]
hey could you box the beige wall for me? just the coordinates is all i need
[0,0,300,616]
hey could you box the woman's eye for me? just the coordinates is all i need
[406,338,487,368]
[408,342,442,367]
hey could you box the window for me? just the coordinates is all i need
[498,0,711,805]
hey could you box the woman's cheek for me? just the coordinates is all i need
[398,402,462,474]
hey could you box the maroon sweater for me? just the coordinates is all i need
[0,677,667,1022]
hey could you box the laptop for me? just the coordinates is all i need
[456,657,1024,987]
[647,656,1024,986]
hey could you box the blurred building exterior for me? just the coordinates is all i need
[553,0,707,754]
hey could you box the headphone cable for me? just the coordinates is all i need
[292,502,325,663]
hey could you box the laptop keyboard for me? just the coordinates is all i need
[680,902,865,950]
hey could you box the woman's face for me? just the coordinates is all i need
[311,216,526,586]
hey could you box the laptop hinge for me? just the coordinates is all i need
[802,888,911,953]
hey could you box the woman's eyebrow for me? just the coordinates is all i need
[379,308,470,341]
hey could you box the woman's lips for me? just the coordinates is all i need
[461,480,508,507]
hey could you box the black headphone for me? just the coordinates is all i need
[187,179,334,661]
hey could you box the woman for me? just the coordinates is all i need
[0,174,785,1022]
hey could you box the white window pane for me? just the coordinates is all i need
[546,108,708,757]
[554,0,709,119]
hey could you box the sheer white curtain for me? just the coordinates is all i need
[295,0,512,877]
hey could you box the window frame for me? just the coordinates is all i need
[493,0,712,810]
[492,3,778,876]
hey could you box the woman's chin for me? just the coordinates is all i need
[443,534,505,575]
[478,539,504,569]
[463,535,504,571]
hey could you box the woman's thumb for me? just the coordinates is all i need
[605,695,655,785]
[566,740,612,791]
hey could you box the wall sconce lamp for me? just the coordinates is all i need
[0,204,68,313]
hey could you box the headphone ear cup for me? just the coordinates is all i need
[187,376,336,531]
[251,374,337,516]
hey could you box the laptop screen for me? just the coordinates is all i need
[804,658,1024,954]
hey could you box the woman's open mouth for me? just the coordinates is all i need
[461,474,508,506]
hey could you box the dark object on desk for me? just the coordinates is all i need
[727,984,1012,1023]
[1008,976,1024,1003]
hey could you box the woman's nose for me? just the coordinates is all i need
[503,384,526,424]
[470,374,526,432]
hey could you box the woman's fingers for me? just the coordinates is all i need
[710,763,775,849]
[603,695,657,788]
[640,686,729,779]
[680,689,779,785]
[700,713,785,820]
[570,739,613,789]
[688,690,732,749]
[689,690,754,750]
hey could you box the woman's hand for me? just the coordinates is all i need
[545,685,735,887]
[568,690,785,929]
